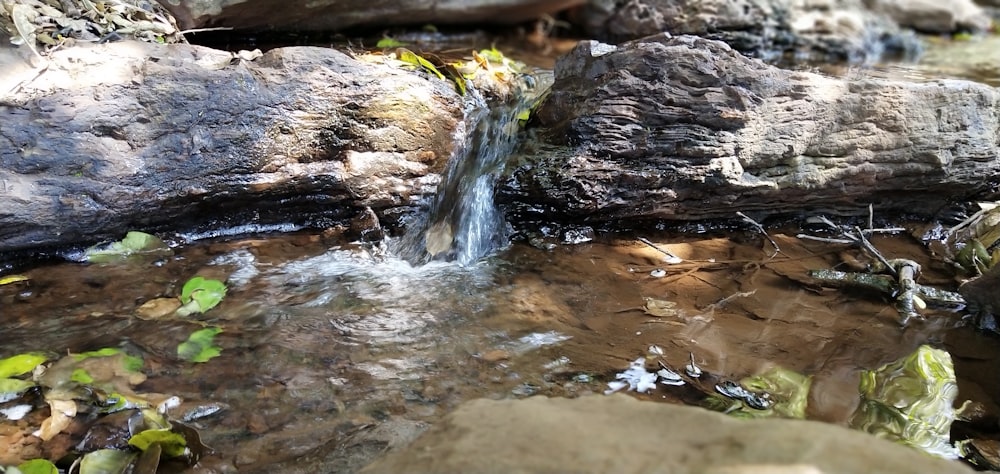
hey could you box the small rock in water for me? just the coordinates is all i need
[512,383,540,397]
[425,221,453,257]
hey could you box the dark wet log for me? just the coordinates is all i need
[0,41,464,253]
[499,35,1000,226]
[158,0,583,33]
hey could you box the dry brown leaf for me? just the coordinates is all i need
[33,399,77,440]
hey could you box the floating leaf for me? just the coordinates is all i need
[17,459,58,474]
[128,429,188,457]
[0,352,48,378]
[79,449,136,474]
[177,327,223,363]
[376,37,406,48]
[85,231,169,263]
[177,277,226,316]
[0,274,30,285]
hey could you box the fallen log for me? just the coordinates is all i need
[499,34,1000,226]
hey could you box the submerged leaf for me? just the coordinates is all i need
[0,352,48,378]
[177,277,227,315]
[79,449,136,474]
[177,327,223,363]
[0,378,37,403]
[17,459,58,474]
[850,345,960,459]
[128,428,187,457]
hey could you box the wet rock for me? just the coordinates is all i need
[361,395,974,473]
[499,35,1000,226]
[158,0,584,33]
[959,264,1000,332]
[869,0,991,33]
[0,41,465,255]
[570,0,922,62]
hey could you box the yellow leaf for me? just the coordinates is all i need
[0,275,29,285]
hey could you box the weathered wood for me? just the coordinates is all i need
[0,41,465,254]
[499,35,1000,225]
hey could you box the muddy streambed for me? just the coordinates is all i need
[1,224,998,472]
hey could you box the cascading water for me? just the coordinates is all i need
[395,69,551,266]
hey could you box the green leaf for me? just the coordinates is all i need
[79,449,136,474]
[396,48,445,80]
[85,231,168,263]
[0,352,48,378]
[71,368,94,384]
[376,37,406,48]
[128,429,188,457]
[0,377,37,401]
[178,277,227,314]
[73,347,121,361]
[177,327,223,363]
[17,459,58,474]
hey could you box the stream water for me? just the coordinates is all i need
[3,36,1000,473]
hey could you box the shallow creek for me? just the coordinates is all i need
[2,225,998,472]
[4,34,1000,472]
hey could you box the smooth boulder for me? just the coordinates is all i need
[362,395,974,473]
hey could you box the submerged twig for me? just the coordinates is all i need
[637,237,682,263]
[737,211,780,257]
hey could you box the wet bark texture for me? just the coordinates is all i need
[499,35,1000,225]
[0,42,464,253]
[159,0,584,33]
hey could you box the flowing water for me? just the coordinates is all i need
[394,70,551,266]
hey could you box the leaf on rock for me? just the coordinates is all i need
[177,327,223,363]
[396,48,445,80]
[85,231,169,263]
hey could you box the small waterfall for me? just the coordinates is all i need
[396,71,550,266]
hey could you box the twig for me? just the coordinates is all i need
[795,234,855,245]
[637,237,682,263]
[737,211,780,256]
[179,27,235,35]
[850,226,897,278]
